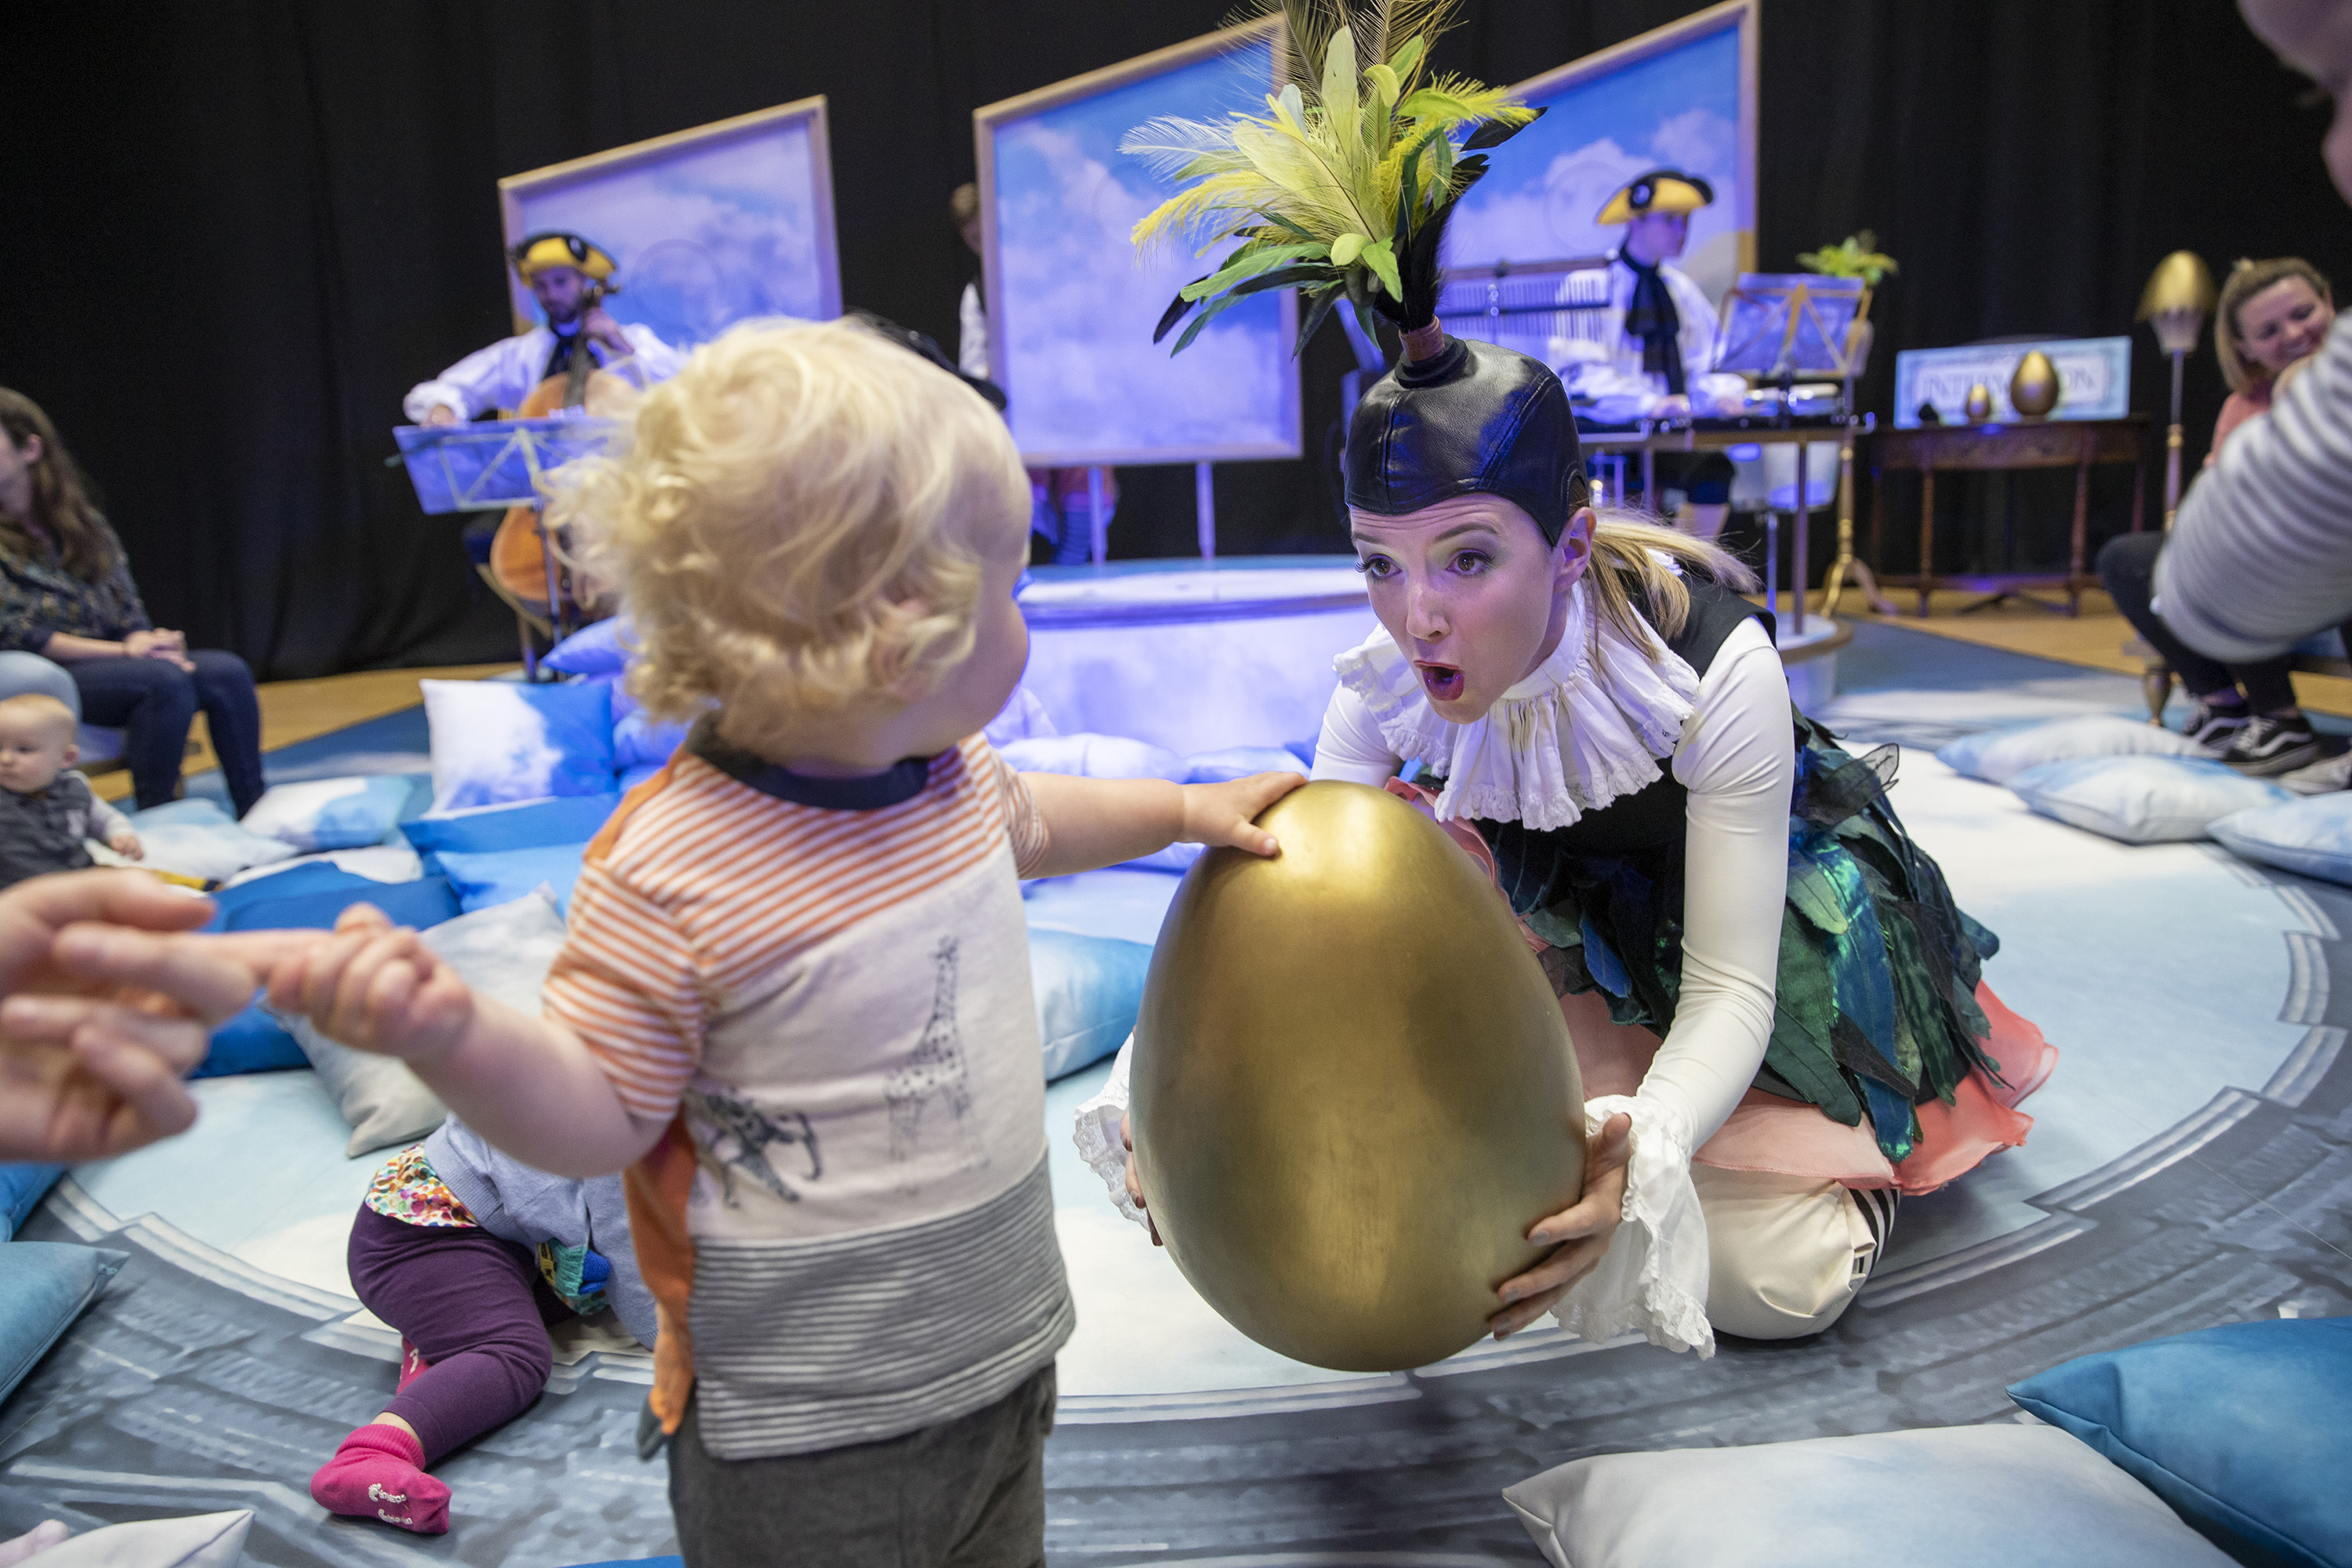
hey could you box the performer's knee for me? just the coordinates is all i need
[1691,1163,1878,1341]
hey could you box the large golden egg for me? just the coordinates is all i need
[1131,780,1585,1372]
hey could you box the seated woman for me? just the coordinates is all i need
[0,389,265,815]
[2099,257,2339,779]
[1082,333,2056,1348]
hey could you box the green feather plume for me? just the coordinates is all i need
[1123,0,1541,354]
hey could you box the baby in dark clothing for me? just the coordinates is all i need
[0,694,138,888]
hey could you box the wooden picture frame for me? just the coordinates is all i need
[498,96,840,345]
[1447,0,1760,299]
[973,20,1303,467]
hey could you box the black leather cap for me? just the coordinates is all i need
[1343,337,1588,544]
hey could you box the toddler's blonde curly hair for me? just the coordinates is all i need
[546,318,1029,752]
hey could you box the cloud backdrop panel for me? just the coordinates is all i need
[1447,25,1744,304]
[989,38,1299,464]
[510,118,834,347]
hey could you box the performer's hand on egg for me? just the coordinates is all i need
[1119,1112,1162,1246]
[1487,1111,1634,1338]
[1177,771,1306,858]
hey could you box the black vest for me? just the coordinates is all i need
[1479,574,1770,915]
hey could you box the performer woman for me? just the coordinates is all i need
[1087,20,2054,1350]
[402,233,686,426]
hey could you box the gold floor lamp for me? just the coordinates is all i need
[2137,251,2218,530]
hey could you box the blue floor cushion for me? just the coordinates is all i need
[2008,756,2291,844]
[1938,713,2204,784]
[1184,744,1311,783]
[195,871,460,1076]
[402,792,621,873]
[2212,793,2352,887]
[437,842,589,916]
[2011,1317,2352,1568]
[220,873,461,935]
[202,861,387,930]
[1502,1424,2238,1567]
[421,677,614,810]
[0,1244,128,1404]
[0,1163,65,1240]
[543,615,634,678]
[191,1004,310,1080]
[1029,928,1153,1080]
[238,775,420,852]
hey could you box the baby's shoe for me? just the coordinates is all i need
[311,1424,449,1534]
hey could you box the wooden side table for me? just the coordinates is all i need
[1867,415,2148,615]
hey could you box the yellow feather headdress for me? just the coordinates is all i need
[1123,0,1541,356]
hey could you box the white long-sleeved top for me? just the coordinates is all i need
[1547,253,1748,423]
[2154,313,2352,663]
[1075,588,1794,1356]
[401,323,688,425]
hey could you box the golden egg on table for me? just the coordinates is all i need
[2009,350,2062,419]
[1131,779,1585,1373]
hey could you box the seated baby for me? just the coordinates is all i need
[0,695,138,890]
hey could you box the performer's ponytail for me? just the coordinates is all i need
[1582,514,1759,652]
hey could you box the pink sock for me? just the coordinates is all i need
[310,1424,450,1534]
[396,1339,431,1394]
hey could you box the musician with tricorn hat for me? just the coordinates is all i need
[403,231,687,426]
[1552,169,1748,540]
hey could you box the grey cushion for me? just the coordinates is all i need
[24,1509,254,1567]
[278,889,568,1156]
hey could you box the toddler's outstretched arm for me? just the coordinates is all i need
[260,905,668,1178]
[1018,770,1304,877]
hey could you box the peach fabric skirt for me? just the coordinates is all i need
[1560,985,2058,1196]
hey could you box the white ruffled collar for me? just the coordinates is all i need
[1332,577,1701,831]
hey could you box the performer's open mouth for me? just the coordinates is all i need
[1415,662,1465,702]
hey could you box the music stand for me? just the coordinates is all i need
[394,417,620,677]
[1713,273,1867,385]
[1710,274,1891,626]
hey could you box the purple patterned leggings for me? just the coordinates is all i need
[346,1204,573,1463]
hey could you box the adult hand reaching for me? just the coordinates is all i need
[421,405,461,428]
[1487,1111,1634,1338]
[0,871,314,1162]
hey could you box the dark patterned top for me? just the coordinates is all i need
[0,521,151,655]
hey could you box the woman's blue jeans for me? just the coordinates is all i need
[70,650,265,815]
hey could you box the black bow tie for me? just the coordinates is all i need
[1622,257,1686,397]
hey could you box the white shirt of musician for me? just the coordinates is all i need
[1547,253,1748,422]
[402,323,689,424]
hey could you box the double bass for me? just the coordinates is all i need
[488,300,632,628]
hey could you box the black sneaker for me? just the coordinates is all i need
[2182,696,2250,751]
[2224,713,2324,776]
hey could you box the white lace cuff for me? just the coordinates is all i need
[1548,1093,1715,1357]
[1073,1035,1145,1225]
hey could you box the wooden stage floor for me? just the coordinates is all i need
[1822,587,2352,718]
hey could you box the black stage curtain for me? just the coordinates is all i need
[2,2,2345,675]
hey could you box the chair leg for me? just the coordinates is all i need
[2142,662,2175,724]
